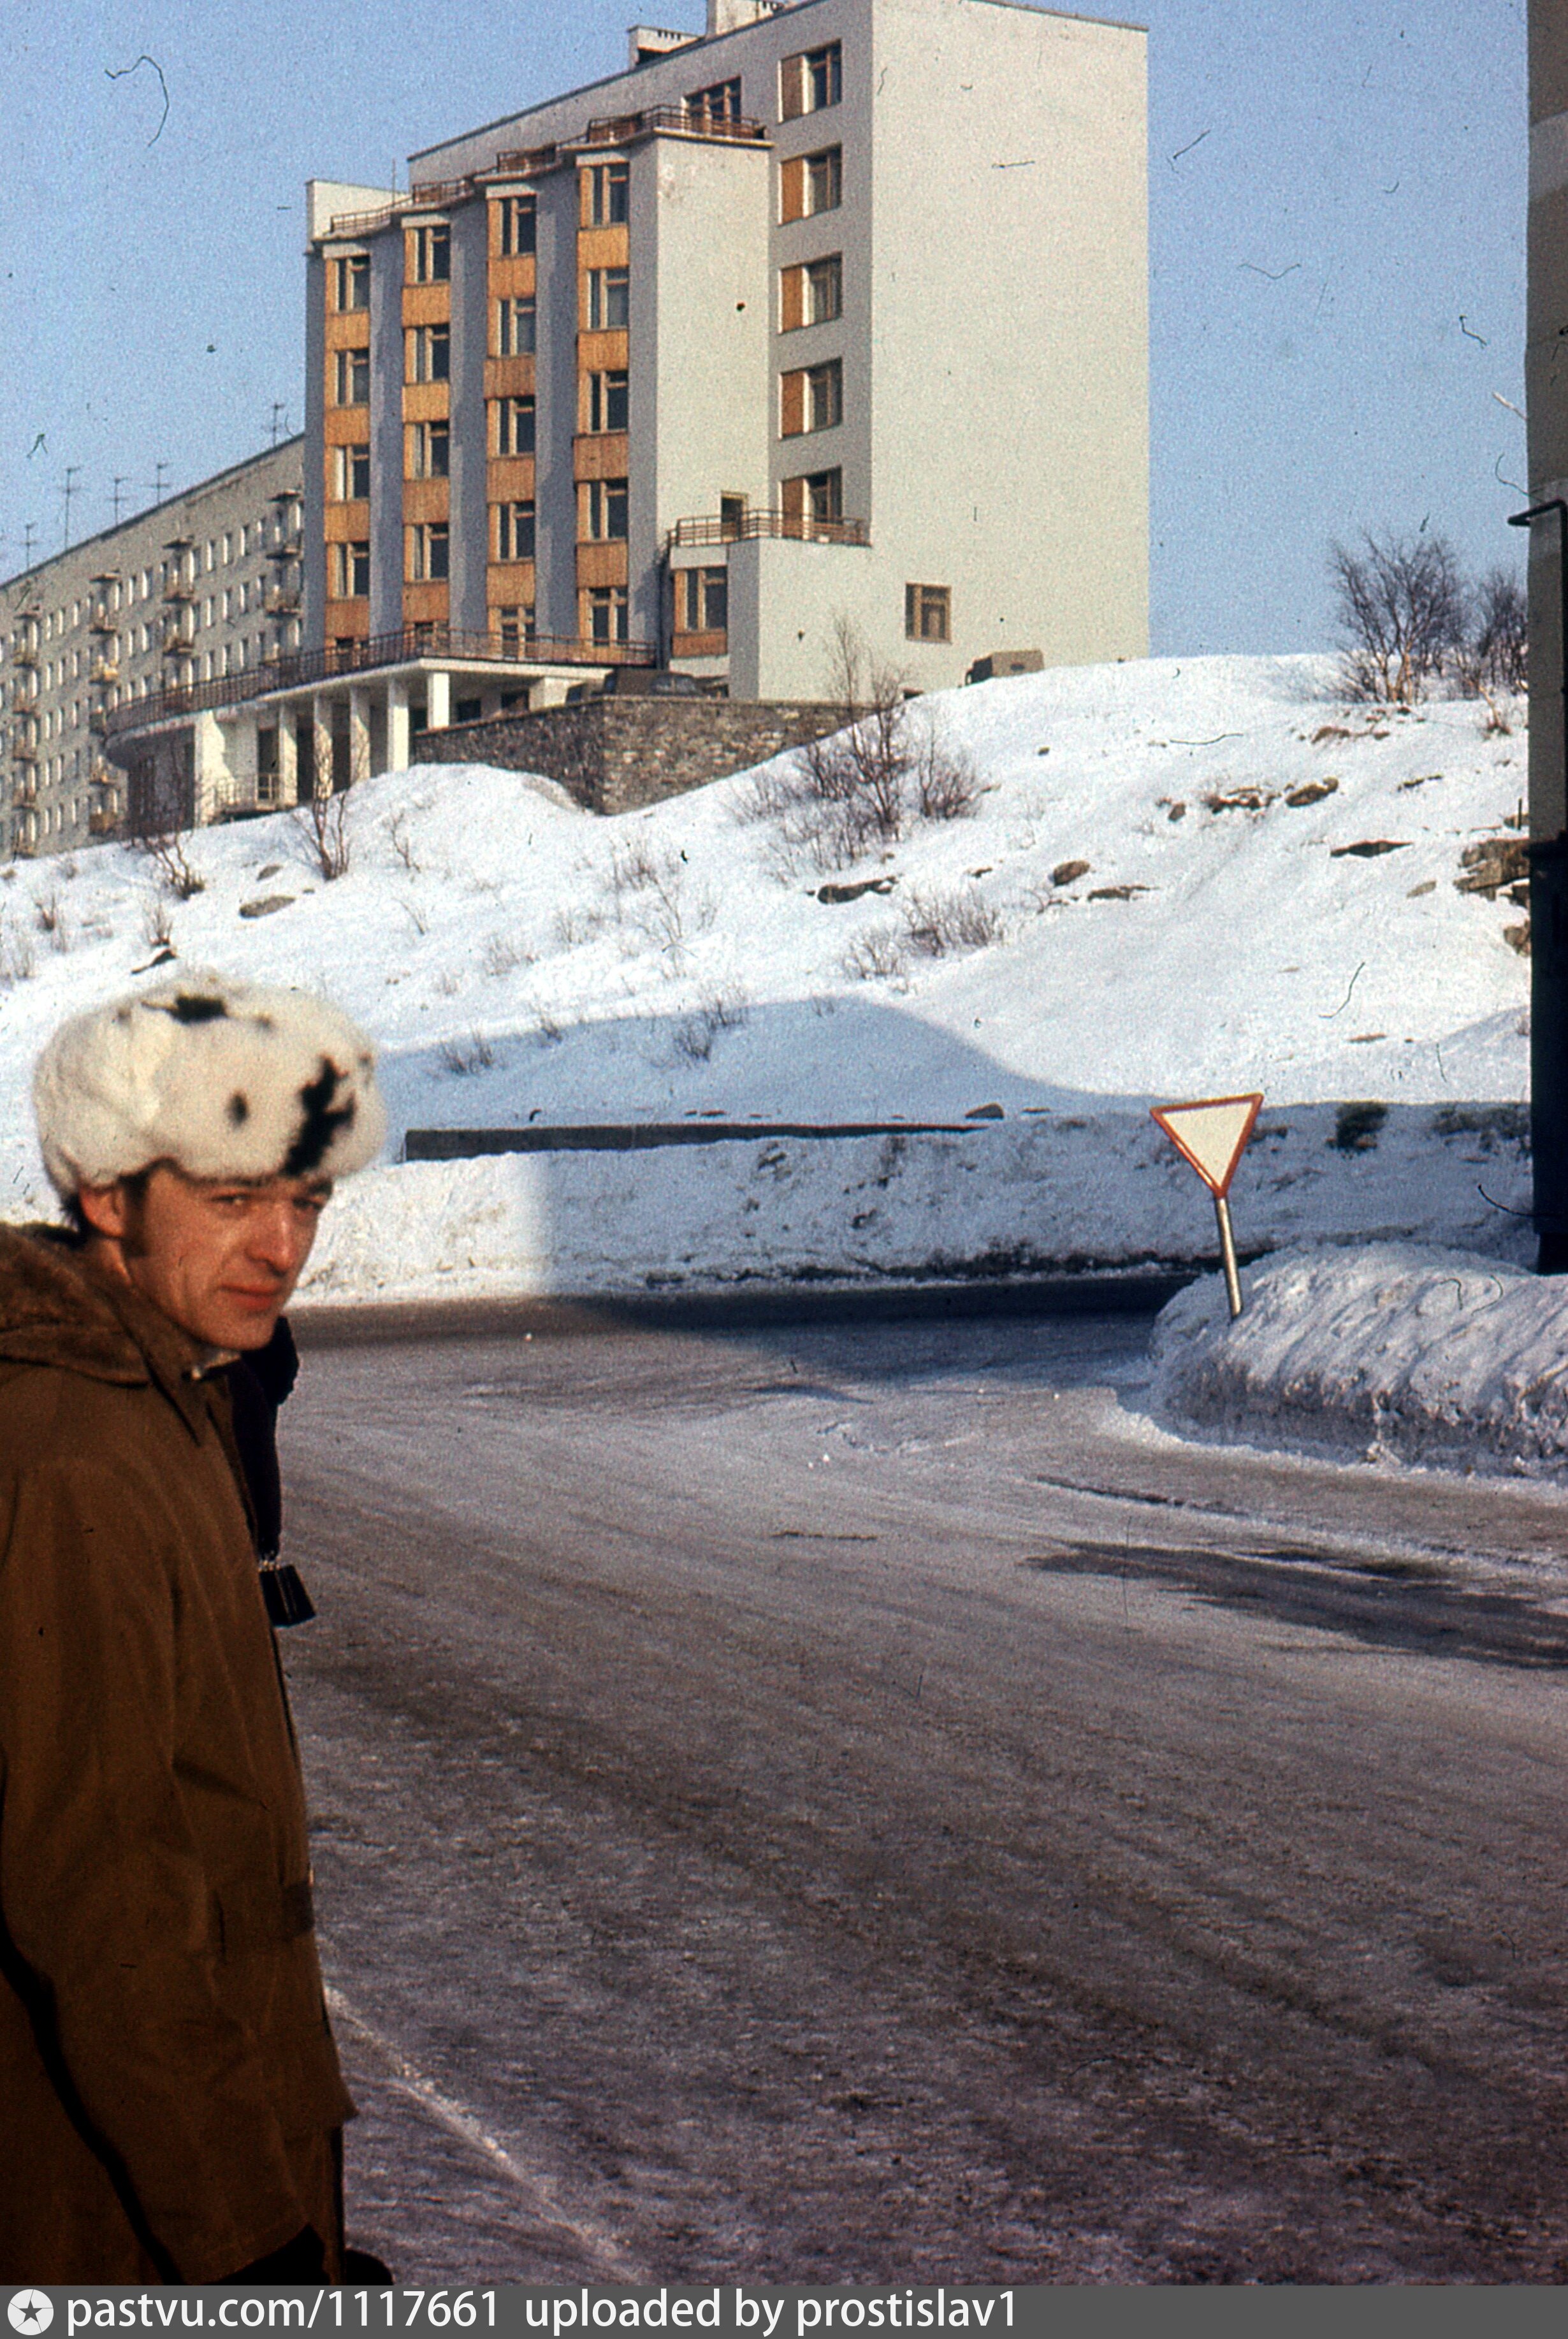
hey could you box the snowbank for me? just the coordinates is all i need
[0,654,1532,1296]
[1151,1244,1568,1474]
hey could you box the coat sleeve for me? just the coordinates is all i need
[0,1455,316,2282]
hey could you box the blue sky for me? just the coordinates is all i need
[0,0,1527,653]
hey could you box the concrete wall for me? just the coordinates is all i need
[368,228,407,636]
[536,170,583,644]
[729,532,881,698]
[412,693,846,811]
[449,201,491,636]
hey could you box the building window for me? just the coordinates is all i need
[678,567,728,634]
[780,147,843,222]
[407,523,450,582]
[495,297,536,357]
[333,541,371,598]
[586,586,628,644]
[497,194,536,255]
[495,604,536,653]
[687,76,742,125]
[782,468,843,525]
[781,254,843,330]
[585,163,629,226]
[586,268,630,331]
[781,358,842,437]
[493,396,536,456]
[409,224,451,282]
[780,42,842,120]
[333,444,372,500]
[407,421,450,479]
[335,347,371,404]
[493,502,536,562]
[333,254,370,311]
[586,370,629,433]
[405,324,450,382]
[581,479,629,541]
[904,583,950,642]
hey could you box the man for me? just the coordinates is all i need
[0,970,387,2284]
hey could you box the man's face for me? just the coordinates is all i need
[78,1164,332,1350]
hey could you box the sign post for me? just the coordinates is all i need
[1150,1092,1264,1319]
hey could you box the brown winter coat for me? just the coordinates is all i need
[0,1224,353,2283]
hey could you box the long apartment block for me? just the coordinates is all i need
[0,442,303,858]
[305,0,1148,706]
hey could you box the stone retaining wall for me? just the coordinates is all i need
[412,697,845,813]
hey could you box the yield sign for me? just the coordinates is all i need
[1150,1092,1263,1198]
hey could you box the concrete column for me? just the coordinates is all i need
[310,693,333,799]
[191,711,227,827]
[426,669,451,731]
[277,707,299,807]
[388,680,411,771]
[348,685,372,787]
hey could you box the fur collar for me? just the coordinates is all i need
[0,1222,214,1439]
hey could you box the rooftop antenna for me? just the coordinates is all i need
[61,464,82,549]
[111,474,129,524]
[22,523,38,573]
[270,400,288,447]
[152,460,169,506]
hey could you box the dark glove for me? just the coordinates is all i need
[224,2226,326,2284]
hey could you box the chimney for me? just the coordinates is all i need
[706,0,784,34]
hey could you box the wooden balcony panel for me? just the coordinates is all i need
[402,282,451,327]
[577,225,629,271]
[484,354,537,400]
[489,254,537,297]
[403,583,449,627]
[402,382,450,424]
[488,456,536,502]
[403,477,450,525]
[323,503,370,542]
[323,410,370,446]
[486,561,537,597]
[324,315,372,350]
[672,630,727,660]
[577,328,629,373]
[574,433,630,482]
[323,602,371,638]
[576,540,628,590]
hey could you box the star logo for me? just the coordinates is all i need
[8,2298,53,2336]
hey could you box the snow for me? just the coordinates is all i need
[1151,1243,1568,1478]
[0,653,1533,1303]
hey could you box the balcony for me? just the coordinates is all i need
[665,507,869,549]
[12,735,37,763]
[268,533,303,564]
[11,639,39,668]
[163,579,196,604]
[91,659,119,686]
[578,105,767,148]
[89,806,121,837]
[265,586,301,618]
[10,773,36,805]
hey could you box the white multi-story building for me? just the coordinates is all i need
[309,0,1146,697]
[98,0,1146,819]
[0,441,303,857]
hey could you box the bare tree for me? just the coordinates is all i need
[296,786,351,881]
[138,831,206,899]
[1329,529,1467,704]
[1463,566,1527,697]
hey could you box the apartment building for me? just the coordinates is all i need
[0,440,303,858]
[301,0,1146,709]
[89,0,1145,825]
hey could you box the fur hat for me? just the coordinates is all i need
[33,970,388,1197]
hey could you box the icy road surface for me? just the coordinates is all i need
[279,1311,1568,2285]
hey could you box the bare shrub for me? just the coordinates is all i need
[432,967,461,997]
[481,932,532,978]
[438,1030,496,1075]
[672,983,750,1061]
[903,886,1004,957]
[915,737,982,822]
[387,813,421,873]
[141,896,176,955]
[842,924,910,982]
[1329,530,1467,704]
[1458,566,1527,711]
[295,788,351,881]
[535,1004,564,1045]
[140,832,205,899]
[33,889,62,936]
[671,1015,715,1064]
[553,902,606,948]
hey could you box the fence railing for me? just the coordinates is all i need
[666,509,869,550]
[103,626,655,739]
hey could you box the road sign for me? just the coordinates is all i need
[1151,1092,1264,1319]
[1150,1093,1263,1199]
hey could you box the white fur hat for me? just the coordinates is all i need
[33,970,387,1196]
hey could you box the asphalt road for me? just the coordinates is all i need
[277,1308,1568,2285]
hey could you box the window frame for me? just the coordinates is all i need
[586,370,630,433]
[586,267,630,331]
[493,396,537,457]
[493,501,537,563]
[334,347,371,405]
[495,296,537,358]
[409,224,451,283]
[333,254,370,312]
[904,583,952,644]
[497,194,536,256]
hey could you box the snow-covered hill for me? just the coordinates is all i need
[0,654,1532,1299]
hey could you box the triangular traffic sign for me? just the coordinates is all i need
[1150,1092,1263,1198]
